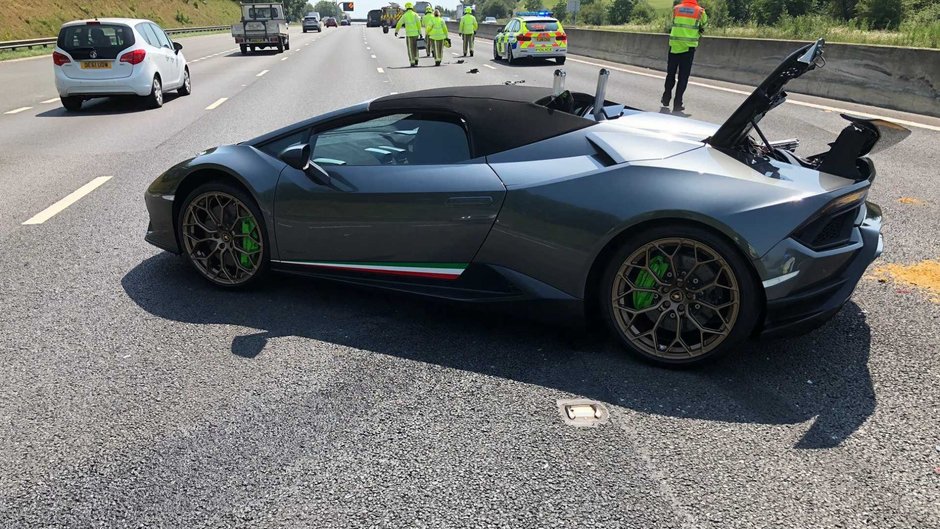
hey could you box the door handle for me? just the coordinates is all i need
[446,196,493,206]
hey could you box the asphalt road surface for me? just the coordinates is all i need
[1,25,938,528]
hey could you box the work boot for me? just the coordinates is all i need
[661,92,670,107]
[673,103,685,113]
[470,50,474,57]
[435,61,441,66]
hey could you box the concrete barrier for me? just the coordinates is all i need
[447,21,940,117]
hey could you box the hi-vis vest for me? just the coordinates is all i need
[427,16,447,40]
[459,14,478,34]
[669,1,707,54]
[396,9,421,37]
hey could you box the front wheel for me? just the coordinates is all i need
[177,68,192,96]
[285,38,290,50]
[507,46,514,64]
[145,77,163,109]
[601,225,760,366]
[493,42,499,61]
[178,182,269,288]
[277,39,284,53]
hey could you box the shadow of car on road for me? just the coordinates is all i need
[36,94,183,117]
[122,253,875,449]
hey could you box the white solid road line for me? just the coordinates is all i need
[257,70,269,77]
[5,106,32,115]
[483,64,496,69]
[22,176,112,225]
[281,56,289,61]
[205,98,228,110]
[377,67,385,73]
[566,56,940,133]
[41,98,60,104]
[371,54,376,58]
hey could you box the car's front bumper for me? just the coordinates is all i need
[758,201,883,336]
[144,190,180,254]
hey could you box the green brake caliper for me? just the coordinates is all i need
[632,255,669,309]
[240,218,259,268]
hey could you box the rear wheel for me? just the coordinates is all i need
[556,56,566,65]
[240,44,248,55]
[178,182,269,288]
[285,38,290,50]
[277,39,284,53]
[507,46,514,64]
[250,45,257,52]
[145,76,163,109]
[177,68,192,96]
[601,225,760,366]
[60,96,83,112]
[493,42,499,61]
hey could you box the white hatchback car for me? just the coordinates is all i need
[53,18,191,111]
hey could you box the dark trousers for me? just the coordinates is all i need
[663,48,695,105]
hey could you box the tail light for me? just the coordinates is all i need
[557,34,567,41]
[516,35,531,42]
[52,51,71,66]
[120,49,146,65]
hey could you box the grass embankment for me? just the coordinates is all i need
[1,0,241,41]
[582,16,940,48]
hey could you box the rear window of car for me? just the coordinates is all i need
[525,20,560,31]
[57,24,135,50]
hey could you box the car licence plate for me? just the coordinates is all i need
[80,61,111,69]
[536,34,551,41]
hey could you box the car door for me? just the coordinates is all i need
[150,23,180,88]
[273,111,506,276]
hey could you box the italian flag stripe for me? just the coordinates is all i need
[278,261,467,280]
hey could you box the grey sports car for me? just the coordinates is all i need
[144,39,906,366]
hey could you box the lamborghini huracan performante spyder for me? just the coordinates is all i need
[145,40,908,366]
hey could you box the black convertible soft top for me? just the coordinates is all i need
[370,85,594,157]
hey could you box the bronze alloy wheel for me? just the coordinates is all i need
[181,191,264,286]
[609,237,741,360]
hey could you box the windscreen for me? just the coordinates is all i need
[525,20,560,31]
[56,24,134,60]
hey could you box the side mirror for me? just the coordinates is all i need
[278,143,331,186]
[173,41,183,54]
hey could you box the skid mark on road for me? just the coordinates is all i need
[22,176,112,225]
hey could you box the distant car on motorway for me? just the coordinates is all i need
[340,18,350,26]
[144,40,905,366]
[232,2,290,54]
[302,14,321,32]
[367,10,382,27]
[53,18,190,111]
[483,17,498,24]
[324,17,338,27]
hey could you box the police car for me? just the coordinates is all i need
[493,12,567,65]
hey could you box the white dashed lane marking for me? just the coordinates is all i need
[377,67,385,73]
[205,98,228,110]
[41,98,60,104]
[22,176,112,225]
[257,70,269,77]
[483,64,496,69]
[5,106,32,114]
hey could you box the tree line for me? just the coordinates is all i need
[474,0,938,31]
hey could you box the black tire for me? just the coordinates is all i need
[277,39,284,53]
[383,26,389,33]
[600,223,760,367]
[285,39,290,50]
[177,68,192,96]
[493,42,499,61]
[318,28,322,32]
[240,44,248,55]
[177,181,269,288]
[507,46,514,64]
[250,45,256,52]
[556,56,566,65]
[303,29,307,33]
[145,76,163,109]
[60,96,83,111]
